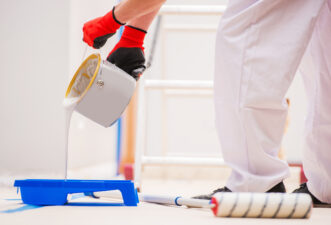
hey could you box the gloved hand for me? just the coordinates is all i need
[107,25,147,80]
[83,7,125,49]
[108,47,146,80]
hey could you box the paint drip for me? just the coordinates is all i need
[63,57,98,179]
[63,97,79,179]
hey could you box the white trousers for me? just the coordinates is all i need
[214,0,331,203]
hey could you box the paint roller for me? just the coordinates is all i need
[90,191,312,219]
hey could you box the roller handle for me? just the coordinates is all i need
[142,195,213,208]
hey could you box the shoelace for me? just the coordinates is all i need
[212,187,230,194]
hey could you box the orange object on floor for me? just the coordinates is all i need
[119,85,139,175]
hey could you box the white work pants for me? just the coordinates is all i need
[214,0,331,203]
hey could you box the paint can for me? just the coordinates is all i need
[65,53,136,127]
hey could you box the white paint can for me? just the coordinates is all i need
[65,53,136,127]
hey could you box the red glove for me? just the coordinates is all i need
[83,7,125,49]
[107,25,147,80]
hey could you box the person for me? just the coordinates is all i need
[194,0,331,207]
[84,0,331,207]
[82,0,165,79]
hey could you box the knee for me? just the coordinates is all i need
[239,96,288,112]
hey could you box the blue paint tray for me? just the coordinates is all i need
[14,179,139,206]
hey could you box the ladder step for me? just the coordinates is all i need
[141,156,225,166]
[144,79,213,89]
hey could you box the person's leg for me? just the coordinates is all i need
[214,0,325,192]
[299,0,331,204]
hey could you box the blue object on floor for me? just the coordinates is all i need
[14,179,139,206]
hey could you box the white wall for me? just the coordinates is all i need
[0,0,120,182]
[0,0,70,177]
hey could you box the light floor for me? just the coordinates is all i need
[0,167,330,225]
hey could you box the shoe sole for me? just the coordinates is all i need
[313,203,331,208]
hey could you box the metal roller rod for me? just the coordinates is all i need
[90,191,312,219]
[91,191,213,208]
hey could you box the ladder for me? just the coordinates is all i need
[134,5,226,189]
